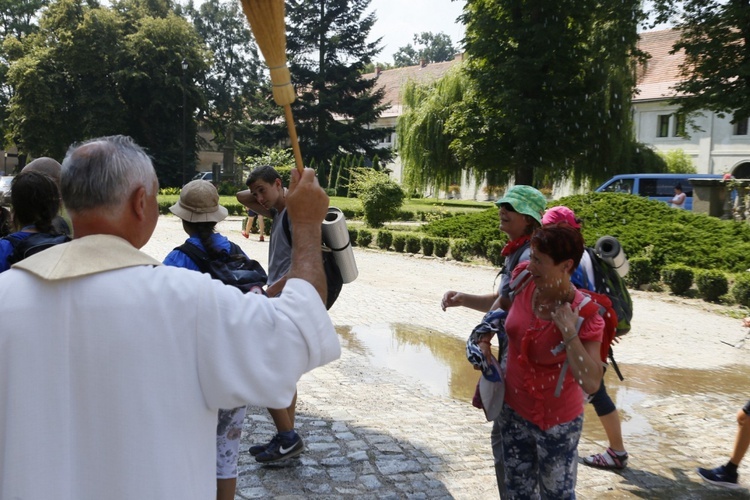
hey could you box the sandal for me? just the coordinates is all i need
[582,447,628,470]
[241,231,249,239]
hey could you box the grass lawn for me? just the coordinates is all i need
[158,194,495,216]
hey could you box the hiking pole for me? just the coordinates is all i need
[239,0,304,173]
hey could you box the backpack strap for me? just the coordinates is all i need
[551,296,597,397]
[282,210,292,244]
[176,242,213,276]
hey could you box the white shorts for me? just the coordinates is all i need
[216,406,247,479]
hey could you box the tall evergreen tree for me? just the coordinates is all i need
[460,0,648,186]
[652,0,750,127]
[286,0,391,186]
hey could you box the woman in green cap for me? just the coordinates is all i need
[441,184,546,498]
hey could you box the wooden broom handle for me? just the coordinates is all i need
[284,104,304,173]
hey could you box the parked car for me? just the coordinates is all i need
[191,171,213,182]
[595,173,723,210]
[0,175,14,206]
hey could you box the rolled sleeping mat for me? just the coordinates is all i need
[322,207,358,283]
[595,235,629,277]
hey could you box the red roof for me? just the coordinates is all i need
[364,29,684,113]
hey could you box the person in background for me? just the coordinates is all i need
[237,166,304,463]
[543,206,629,470]
[696,400,750,489]
[441,185,547,498]
[0,171,70,271]
[163,179,260,500]
[671,183,687,209]
[242,208,265,242]
[22,156,72,236]
[500,223,604,498]
[0,135,339,500]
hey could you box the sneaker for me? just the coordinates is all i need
[697,465,740,489]
[241,231,249,239]
[259,235,265,242]
[255,432,304,463]
[582,447,628,470]
[249,434,279,457]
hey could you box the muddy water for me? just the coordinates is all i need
[338,323,750,446]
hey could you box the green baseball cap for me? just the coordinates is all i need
[495,185,547,224]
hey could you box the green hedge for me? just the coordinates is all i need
[424,192,750,274]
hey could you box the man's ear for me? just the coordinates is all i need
[129,185,148,220]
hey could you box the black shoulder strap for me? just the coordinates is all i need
[176,242,213,276]
[282,210,292,244]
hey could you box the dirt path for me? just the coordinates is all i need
[143,215,750,371]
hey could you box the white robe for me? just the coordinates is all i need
[0,234,340,500]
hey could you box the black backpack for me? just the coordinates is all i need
[6,232,71,265]
[281,212,343,310]
[177,241,267,295]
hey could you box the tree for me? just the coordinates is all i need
[286,0,392,186]
[459,0,649,186]
[0,0,50,149]
[397,66,468,193]
[659,148,697,173]
[6,0,208,185]
[186,0,263,183]
[393,32,457,67]
[651,0,750,126]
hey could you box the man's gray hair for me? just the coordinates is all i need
[61,135,158,214]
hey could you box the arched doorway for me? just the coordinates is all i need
[731,161,750,179]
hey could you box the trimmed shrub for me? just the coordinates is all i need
[486,240,505,267]
[732,273,750,307]
[348,168,405,227]
[405,235,421,254]
[695,269,729,302]
[421,237,435,257]
[625,257,655,288]
[451,239,473,262]
[661,264,694,296]
[434,237,450,258]
[357,229,373,248]
[376,230,393,250]
[348,228,358,247]
[393,234,406,253]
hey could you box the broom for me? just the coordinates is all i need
[239,0,304,173]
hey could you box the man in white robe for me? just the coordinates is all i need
[0,135,340,500]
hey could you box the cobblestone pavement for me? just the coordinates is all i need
[143,216,750,499]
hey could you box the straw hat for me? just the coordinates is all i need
[169,180,228,223]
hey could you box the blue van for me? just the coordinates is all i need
[595,173,723,210]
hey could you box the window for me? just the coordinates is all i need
[674,113,686,137]
[657,114,685,138]
[734,116,749,136]
[657,115,670,137]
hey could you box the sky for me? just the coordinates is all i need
[365,0,467,64]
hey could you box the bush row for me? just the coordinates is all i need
[625,258,750,306]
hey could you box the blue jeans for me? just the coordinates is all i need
[500,404,582,499]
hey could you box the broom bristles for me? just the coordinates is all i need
[240,0,295,106]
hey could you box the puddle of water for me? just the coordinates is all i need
[340,323,750,444]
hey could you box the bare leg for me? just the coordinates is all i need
[216,478,236,500]
[730,409,750,466]
[258,215,265,241]
[269,407,293,433]
[599,410,626,452]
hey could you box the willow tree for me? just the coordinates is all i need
[397,66,468,193]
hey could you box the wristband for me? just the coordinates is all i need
[564,333,579,347]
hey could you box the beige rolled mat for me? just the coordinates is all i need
[322,207,358,283]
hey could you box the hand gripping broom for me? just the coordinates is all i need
[239,0,304,173]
